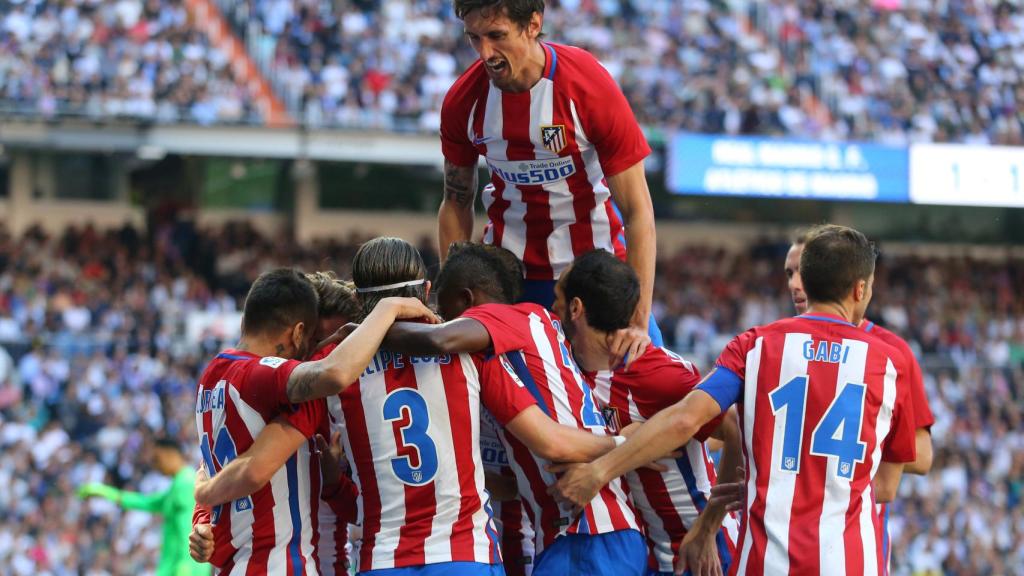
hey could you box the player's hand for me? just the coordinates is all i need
[675,528,723,576]
[381,297,442,324]
[545,462,603,516]
[317,431,348,485]
[607,326,650,369]
[708,468,746,513]
[77,483,119,501]
[189,523,215,564]
[316,323,360,352]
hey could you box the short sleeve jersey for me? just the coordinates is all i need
[588,345,738,573]
[699,314,917,575]
[461,303,640,555]
[327,342,536,571]
[194,350,326,574]
[441,42,650,280]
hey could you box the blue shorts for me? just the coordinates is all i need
[532,529,648,576]
[520,279,664,347]
[360,562,505,576]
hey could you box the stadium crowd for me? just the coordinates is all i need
[0,221,1020,574]
[3,0,1022,142]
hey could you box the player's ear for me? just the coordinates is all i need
[526,10,542,39]
[853,279,867,302]
[570,296,584,321]
[423,280,432,300]
[291,322,306,351]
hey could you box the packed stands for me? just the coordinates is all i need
[0,221,1020,574]
[3,0,1021,143]
[0,0,259,124]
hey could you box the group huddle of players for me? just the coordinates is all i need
[186,226,933,576]
[185,1,933,574]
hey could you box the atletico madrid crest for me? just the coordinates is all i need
[541,124,567,154]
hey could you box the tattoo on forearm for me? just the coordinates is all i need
[288,363,325,402]
[444,164,475,208]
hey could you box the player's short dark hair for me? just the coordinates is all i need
[153,437,182,453]
[562,250,638,333]
[436,242,523,304]
[306,271,362,322]
[454,0,544,29]
[352,237,428,315]
[242,268,319,336]
[800,224,877,305]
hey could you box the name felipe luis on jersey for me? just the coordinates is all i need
[361,350,452,377]
[487,156,577,186]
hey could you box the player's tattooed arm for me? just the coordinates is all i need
[438,160,478,260]
[285,296,439,403]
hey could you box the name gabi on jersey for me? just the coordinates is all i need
[196,381,226,414]
[803,339,852,364]
[487,156,577,185]
[362,350,452,376]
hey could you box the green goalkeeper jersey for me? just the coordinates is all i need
[96,468,211,576]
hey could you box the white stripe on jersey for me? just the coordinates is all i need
[533,83,576,270]
[458,353,498,563]
[528,311,576,426]
[317,505,339,576]
[738,336,763,576]
[761,333,811,575]
[480,84,527,260]
[417,360,458,564]
[355,367,401,569]
[569,99,614,256]
[817,339,868,576]
[860,359,898,576]
[222,385,263,573]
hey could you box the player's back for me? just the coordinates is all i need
[714,314,917,575]
[589,345,738,574]
[330,347,500,571]
[462,303,640,555]
[195,350,323,575]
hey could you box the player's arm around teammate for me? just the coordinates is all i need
[193,296,436,508]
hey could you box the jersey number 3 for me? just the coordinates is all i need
[769,376,867,480]
[383,389,439,486]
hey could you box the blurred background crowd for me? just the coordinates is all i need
[0,221,1020,575]
[2,0,1021,142]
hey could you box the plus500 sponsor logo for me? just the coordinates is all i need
[488,157,577,185]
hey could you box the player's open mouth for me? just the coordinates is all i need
[485,60,508,75]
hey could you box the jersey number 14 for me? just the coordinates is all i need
[769,376,867,480]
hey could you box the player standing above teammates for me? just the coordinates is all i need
[192,268,433,574]
[383,242,649,576]
[438,0,661,357]
[550,250,741,576]
[551,225,919,576]
[78,437,210,576]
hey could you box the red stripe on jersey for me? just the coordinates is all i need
[550,94,597,257]
[505,432,564,549]
[385,367,434,566]
[743,343,779,576]
[786,359,837,573]
[500,498,527,576]
[343,386,383,571]
[445,362,489,561]
[501,90,553,279]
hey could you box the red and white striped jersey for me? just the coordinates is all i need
[588,345,739,573]
[481,409,535,576]
[709,313,917,576]
[860,319,933,576]
[328,344,537,571]
[462,303,641,556]
[194,350,327,575]
[441,42,650,281]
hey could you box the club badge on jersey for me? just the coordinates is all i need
[541,124,567,154]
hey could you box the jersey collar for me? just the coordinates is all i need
[541,42,558,81]
[797,312,857,328]
[217,349,257,361]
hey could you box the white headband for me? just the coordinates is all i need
[355,278,426,294]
